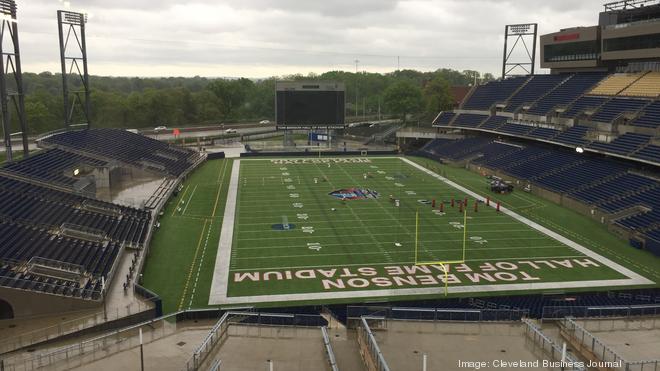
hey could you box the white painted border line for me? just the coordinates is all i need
[400,157,652,284]
[209,160,240,304]
[208,157,654,305]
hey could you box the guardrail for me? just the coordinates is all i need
[183,311,328,371]
[541,304,660,320]
[347,305,528,325]
[357,316,390,371]
[560,317,660,371]
[522,318,586,371]
[321,326,340,371]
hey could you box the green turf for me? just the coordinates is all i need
[143,156,658,313]
[141,159,232,313]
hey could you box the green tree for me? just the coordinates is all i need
[383,80,423,124]
[423,75,453,118]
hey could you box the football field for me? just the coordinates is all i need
[207,157,653,305]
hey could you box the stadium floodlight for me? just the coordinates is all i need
[0,0,17,17]
[58,9,91,129]
[576,147,584,154]
[0,0,29,162]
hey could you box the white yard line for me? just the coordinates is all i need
[181,184,198,215]
[208,157,654,306]
[209,160,240,304]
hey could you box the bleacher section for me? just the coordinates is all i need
[635,144,660,162]
[589,98,649,123]
[589,73,644,96]
[504,74,567,113]
[432,112,455,126]
[461,76,528,110]
[561,96,607,118]
[451,113,488,128]
[0,220,120,300]
[0,173,151,300]
[527,73,606,116]
[2,149,107,187]
[620,72,660,97]
[480,116,507,130]
[40,128,202,177]
[630,101,660,128]
[553,125,590,146]
[588,133,651,155]
[417,137,658,253]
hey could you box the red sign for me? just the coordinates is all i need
[554,33,580,42]
[173,128,180,137]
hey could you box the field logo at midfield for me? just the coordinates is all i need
[329,188,379,200]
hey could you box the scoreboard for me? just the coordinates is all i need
[276,81,345,128]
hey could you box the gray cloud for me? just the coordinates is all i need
[17,0,605,77]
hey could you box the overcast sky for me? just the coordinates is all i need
[17,0,605,78]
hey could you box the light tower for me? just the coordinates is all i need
[0,0,29,161]
[502,23,538,79]
[58,10,91,129]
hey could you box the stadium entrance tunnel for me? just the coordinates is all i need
[0,298,14,319]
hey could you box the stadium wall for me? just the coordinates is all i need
[240,150,398,157]
[0,287,99,319]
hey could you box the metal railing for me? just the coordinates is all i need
[522,318,586,371]
[560,317,660,371]
[183,311,328,371]
[0,300,153,355]
[542,304,660,320]
[347,305,528,324]
[1,309,181,371]
[356,316,390,371]
[321,326,339,371]
[357,316,390,371]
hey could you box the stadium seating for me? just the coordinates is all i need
[553,125,590,146]
[41,128,202,177]
[0,220,121,300]
[561,96,608,118]
[479,116,507,130]
[497,123,534,136]
[526,127,560,141]
[504,74,567,113]
[461,76,528,110]
[620,72,660,97]
[630,101,660,128]
[2,149,108,187]
[589,98,649,123]
[570,173,657,205]
[0,173,151,300]
[451,113,488,128]
[589,73,645,96]
[527,73,607,116]
[634,144,660,162]
[432,112,455,126]
[588,133,651,155]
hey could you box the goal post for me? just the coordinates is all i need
[413,207,469,296]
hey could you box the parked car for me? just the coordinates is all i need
[225,128,237,134]
[259,120,271,125]
[154,126,167,131]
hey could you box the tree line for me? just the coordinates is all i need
[17,69,494,134]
